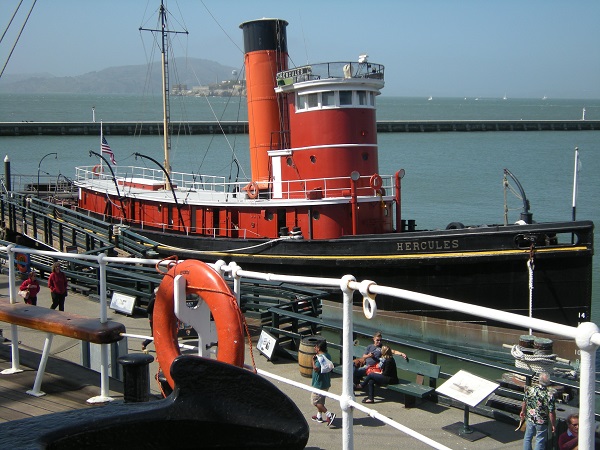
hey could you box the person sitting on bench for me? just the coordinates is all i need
[357,346,400,403]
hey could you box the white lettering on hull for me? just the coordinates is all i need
[396,240,460,252]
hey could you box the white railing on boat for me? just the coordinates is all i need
[75,165,396,203]
[1,245,597,450]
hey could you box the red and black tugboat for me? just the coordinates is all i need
[74,15,594,339]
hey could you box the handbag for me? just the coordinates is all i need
[18,289,30,300]
[316,354,334,374]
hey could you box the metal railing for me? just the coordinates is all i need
[0,246,597,449]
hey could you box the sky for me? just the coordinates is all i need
[1,0,599,99]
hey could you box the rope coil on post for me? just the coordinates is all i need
[511,344,557,373]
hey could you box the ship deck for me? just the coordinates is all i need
[0,276,536,449]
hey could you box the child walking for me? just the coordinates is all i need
[311,340,336,427]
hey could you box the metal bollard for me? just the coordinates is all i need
[117,353,154,403]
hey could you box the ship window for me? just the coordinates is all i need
[357,91,367,105]
[307,93,318,108]
[339,90,353,105]
[370,93,375,106]
[322,91,334,107]
[295,93,305,111]
[312,211,320,220]
[310,155,316,164]
[362,152,368,161]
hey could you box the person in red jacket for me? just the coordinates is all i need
[19,271,41,306]
[48,262,68,311]
[558,413,578,450]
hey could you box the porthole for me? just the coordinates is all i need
[310,155,316,164]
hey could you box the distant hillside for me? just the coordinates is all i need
[0,58,238,94]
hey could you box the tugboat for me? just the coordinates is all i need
[74,12,594,335]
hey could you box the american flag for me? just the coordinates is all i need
[101,136,116,165]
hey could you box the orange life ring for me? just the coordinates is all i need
[369,174,383,190]
[15,252,30,273]
[92,164,104,177]
[153,259,245,390]
[246,181,259,199]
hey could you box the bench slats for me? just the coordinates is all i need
[0,299,125,344]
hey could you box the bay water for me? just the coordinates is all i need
[1,93,599,326]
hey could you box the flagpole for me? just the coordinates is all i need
[100,121,104,172]
[572,147,579,222]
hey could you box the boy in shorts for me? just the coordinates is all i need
[311,340,336,427]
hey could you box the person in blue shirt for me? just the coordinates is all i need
[310,340,336,427]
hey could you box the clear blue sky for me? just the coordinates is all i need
[2,0,599,99]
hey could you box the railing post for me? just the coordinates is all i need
[340,275,356,450]
[87,253,113,404]
[1,244,22,375]
[575,322,599,450]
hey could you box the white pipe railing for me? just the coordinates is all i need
[0,246,597,449]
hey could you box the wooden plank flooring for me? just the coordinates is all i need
[0,340,124,423]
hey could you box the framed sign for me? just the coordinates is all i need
[436,370,499,407]
[109,292,137,315]
[257,330,278,360]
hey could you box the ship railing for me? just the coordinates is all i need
[76,165,235,193]
[271,174,395,200]
[75,166,396,202]
[276,61,384,85]
[0,248,598,449]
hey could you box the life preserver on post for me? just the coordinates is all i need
[15,252,30,274]
[369,174,383,191]
[92,165,104,177]
[246,181,259,199]
[153,259,245,390]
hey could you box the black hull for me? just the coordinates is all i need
[127,220,594,328]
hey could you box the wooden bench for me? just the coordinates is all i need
[0,298,125,344]
[385,353,441,408]
[0,297,125,399]
[335,345,441,408]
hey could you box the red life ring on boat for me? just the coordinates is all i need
[153,259,245,390]
[369,174,383,190]
[92,164,104,177]
[247,181,259,199]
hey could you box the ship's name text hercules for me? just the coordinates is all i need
[397,239,459,252]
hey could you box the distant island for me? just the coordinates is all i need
[0,57,243,96]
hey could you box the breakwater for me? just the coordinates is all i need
[0,120,598,136]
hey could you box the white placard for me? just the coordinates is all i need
[436,370,499,407]
[257,330,277,359]
[109,292,137,315]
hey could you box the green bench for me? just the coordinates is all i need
[336,345,441,408]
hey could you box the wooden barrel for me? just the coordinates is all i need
[298,336,323,378]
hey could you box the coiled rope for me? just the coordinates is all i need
[511,344,557,373]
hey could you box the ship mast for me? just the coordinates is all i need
[139,1,188,189]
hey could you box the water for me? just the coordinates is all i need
[1,93,599,325]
